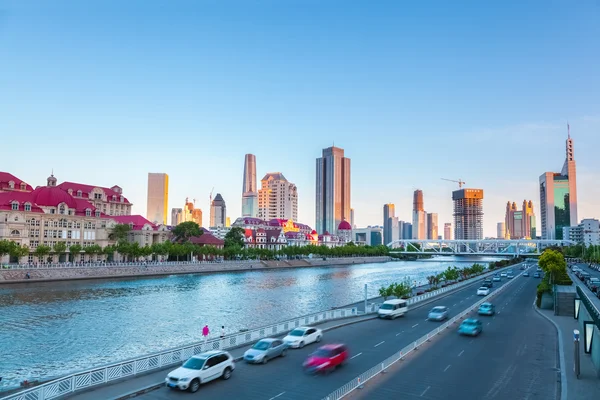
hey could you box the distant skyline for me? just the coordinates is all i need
[1,1,599,236]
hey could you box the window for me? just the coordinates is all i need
[77,190,82,197]
[112,195,116,201]
[95,210,100,217]
[11,202,18,210]
[85,209,91,217]
[20,183,27,190]
[59,205,66,215]
[24,203,31,212]
[8,181,15,189]
[10,230,20,236]
[50,209,55,214]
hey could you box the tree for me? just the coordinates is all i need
[392,278,413,299]
[224,227,245,248]
[172,221,202,243]
[69,244,83,262]
[538,249,567,284]
[103,245,116,261]
[53,242,67,262]
[34,245,52,262]
[109,223,131,242]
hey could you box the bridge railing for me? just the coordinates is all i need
[322,268,523,400]
[2,264,516,400]
[0,260,252,270]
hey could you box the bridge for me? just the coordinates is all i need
[387,239,577,256]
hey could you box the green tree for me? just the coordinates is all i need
[69,244,83,262]
[53,242,67,262]
[392,278,413,299]
[34,245,52,262]
[538,249,567,284]
[224,227,245,248]
[0,240,13,260]
[103,245,116,261]
[172,221,202,243]
[109,223,131,242]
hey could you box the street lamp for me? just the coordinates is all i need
[573,329,580,379]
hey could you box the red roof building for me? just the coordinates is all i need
[0,172,33,193]
[244,228,287,251]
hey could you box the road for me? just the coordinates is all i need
[353,266,559,400]
[135,268,521,400]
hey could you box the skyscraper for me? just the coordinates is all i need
[171,208,182,226]
[444,223,452,240]
[183,198,202,226]
[539,128,578,240]
[146,173,168,225]
[210,193,227,228]
[315,146,351,234]
[427,213,438,240]
[350,208,355,229]
[383,203,395,245]
[497,222,506,239]
[242,154,258,217]
[412,189,426,239]
[453,188,484,240]
[505,200,536,239]
[258,172,298,221]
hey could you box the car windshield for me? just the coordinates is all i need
[182,357,206,370]
[480,304,490,309]
[252,341,270,350]
[380,304,394,310]
[312,349,333,358]
[463,321,476,326]
[479,287,487,290]
[431,307,445,312]
[289,329,305,336]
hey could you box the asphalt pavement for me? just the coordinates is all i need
[132,269,520,400]
[353,266,559,400]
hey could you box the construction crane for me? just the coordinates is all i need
[209,187,214,204]
[441,178,465,189]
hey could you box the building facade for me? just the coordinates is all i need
[383,203,395,245]
[563,219,600,247]
[242,154,258,217]
[539,130,578,240]
[350,208,355,229]
[209,193,226,228]
[171,208,182,226]
[427,213,438,240]
[412,190,427,239]
[55,176,132,216]
[315,146,351,235]
[146,173,169,225]
[444,223,452,240]
[497,222,506,239]
[505,200,535,239]
[182,198,202,226]
[453,188,484,240]
[257,172,298,221]
[354,226,383,246]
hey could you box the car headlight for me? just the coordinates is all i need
[317,362,331,369]
[179,378,190,382]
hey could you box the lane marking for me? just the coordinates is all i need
[444,364,452,372]
[420,386,431,397]
[374,341,385,347]
[269,392,286,400]
[396,330,404,336]
[350,352,363,360]
[412,323,419,328]
[453,303,457,307]
[486,322,490,326]
[458,350,464,357]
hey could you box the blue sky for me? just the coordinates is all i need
[1,0,599,237]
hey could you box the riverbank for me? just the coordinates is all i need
[0,256,392,284]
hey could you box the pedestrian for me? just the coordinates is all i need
[202,324,209,343]
[220,325,225,339]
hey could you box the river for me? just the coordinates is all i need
[0,257,498,390]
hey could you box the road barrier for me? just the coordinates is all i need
[322,269,524,400]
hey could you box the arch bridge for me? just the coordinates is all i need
[387,239,577,256]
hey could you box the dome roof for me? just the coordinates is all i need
[311,230,317,234]
[338,220,352,230]
[31,186,78,208]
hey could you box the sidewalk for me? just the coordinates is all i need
[535,307,600,400]
[65,314,376,400]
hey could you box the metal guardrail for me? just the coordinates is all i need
[322,268,522,400]
[1,263,517,400]
[576,286,600,329]
[0,260,249,270]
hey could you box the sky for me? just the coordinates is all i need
[1,0,599,237]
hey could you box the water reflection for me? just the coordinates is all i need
[0,257,498,389]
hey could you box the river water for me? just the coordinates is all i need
[0,257,498,389]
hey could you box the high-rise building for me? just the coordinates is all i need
[183,198,202,226]
[242,154,258,217]
[427,213,438,240]
[226,217,231,227]
[539,129,578,240]
[146,173,168,225]
[257,172,298,221]
[171,208,182,226]
[350,208,355,229]
[444,223,452,240]
[315,146,351,234]
[453,188,484,240]
[383,203,395,245]
[210,193,226,228]
[505,200,536,239]
[497,222,506,239]
[402,222,413,240]
[411,189,426,239]
[563,219,600,247]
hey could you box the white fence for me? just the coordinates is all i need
[1,263,519,400]
[322,269,522,400]
[0,260,242,270]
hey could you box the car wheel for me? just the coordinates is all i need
[222,367,232,380]
[189,378,200,393]
[316,336,322,343]
[299,341,305,348]
[281,349,287,357]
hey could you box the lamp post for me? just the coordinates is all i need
[574,329,580,379]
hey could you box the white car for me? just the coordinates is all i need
[282,326,322,348]
[477,287,490,296]
[165,350,235,393]
[500,272,507,278]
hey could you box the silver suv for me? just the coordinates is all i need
[166,350,235,392]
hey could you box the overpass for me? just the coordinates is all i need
[387,239,577,256]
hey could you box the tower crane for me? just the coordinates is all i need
[441,178,466,188]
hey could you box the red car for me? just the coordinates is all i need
[303,344,348,374]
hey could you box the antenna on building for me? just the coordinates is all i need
[567,121,570,139]
[193,198,196,205]
[209,187,214,204]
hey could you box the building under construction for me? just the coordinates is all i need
[452,188,484,240]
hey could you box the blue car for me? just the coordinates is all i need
[478,302,495,316]
[458,318,483,336]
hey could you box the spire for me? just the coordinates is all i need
[567,122,570,139]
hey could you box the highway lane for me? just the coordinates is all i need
[137,267,523,400]
[354,267,559,400]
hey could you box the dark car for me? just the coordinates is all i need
[303,344,348,374]
[482,279,493,288]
